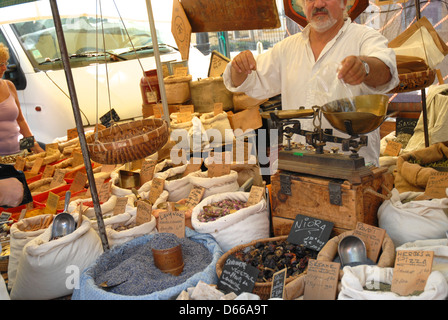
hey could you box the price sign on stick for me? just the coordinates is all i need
[218,256,259,295]
[391,250,434,296]
[246,186,265,206]
[158,210,185,238]
[304,259,340,300]
[148,178,164,204]
[287,214,334,251]
[353,222,386,263]
[136,201,152,226]
[270,268,287,299]
[185,186,205,208]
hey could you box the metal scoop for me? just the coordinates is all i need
[51,191,76,240]
[338,235,368,268]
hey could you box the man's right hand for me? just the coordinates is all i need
[231,50,257,87]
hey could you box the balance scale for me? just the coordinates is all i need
[263,94,389,184]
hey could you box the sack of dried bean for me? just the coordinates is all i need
[188,170,239,199]
[8,214,54,290]
[10,216,103,300]
[191,191,270,252]
[153,163,200,202]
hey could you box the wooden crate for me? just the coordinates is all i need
[270,167,393,236]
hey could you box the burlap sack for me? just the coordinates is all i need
[394,142,448,192]
[164,75,192,104]
[190,77,233,113]
[317,230,396,279]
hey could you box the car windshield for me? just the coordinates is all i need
[12,16,176,71]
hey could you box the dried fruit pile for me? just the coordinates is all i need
[197,199,247,222]
[232,239,318,282]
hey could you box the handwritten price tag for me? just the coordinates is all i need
[391,250,434,296]
[304,259,340,300]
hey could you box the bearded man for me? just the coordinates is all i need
[223,0,399,167]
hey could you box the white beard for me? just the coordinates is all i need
[309,14,337,32]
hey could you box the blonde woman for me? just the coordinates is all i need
[0,43,44,156]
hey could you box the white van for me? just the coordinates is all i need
[0,0,207,144]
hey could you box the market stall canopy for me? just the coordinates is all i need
[0,0,172,24]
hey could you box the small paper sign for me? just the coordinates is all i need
[136,200,153,226]
[18,208,27,221]
[98,181,111,203]
[422,172,448,199]
[158,210,185,238]
[304,259,340,300]
[44,192,59,215]
[148,178,164,204]
[178,105,194,114]
[30,156,44,175]
[176,112,192,123]
[287,214,334,251]
[391,250,434,296]
[174,66,188,77]
[72,151,84,167]
[153,104,164,118]
[45,143,59,155]
[270,268,287,299]
[14,156,25,171]
[185,186,205,208]
[70,171,88,193]
[353,222,386,263]
[50,169,66,188]
[113,197,128,215]
[384,140,402,156]
[207,163,231,177]
[246,186,265,206]
[42,165,55,179]
[214,102,223,115]
[140,159,157,184]
[217,255,259,295]
[67,127,79,140]
[101,164,116,173]
[182,158,203,177]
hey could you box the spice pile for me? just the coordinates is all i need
[232,239,318,282]
[93,233,213,296]
[197,199,247,222]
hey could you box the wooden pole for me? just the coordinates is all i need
[49,0,109,252]
[415,0,430,148]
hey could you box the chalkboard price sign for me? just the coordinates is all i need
[218,255,259,295]
[287,214,334,251]
[270,268,287,299]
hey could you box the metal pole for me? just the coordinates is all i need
[415,0,430,148]
[49,0,109,251]
[145,0,170,125]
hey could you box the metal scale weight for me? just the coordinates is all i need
[265,94,389,185]
[267,94,391,235]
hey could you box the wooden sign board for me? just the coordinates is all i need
[353,222,386,263]
[270,268,287,299]
[287,214,334,251]
[181,0,280,32]
[304,259,340,300]
[172,0,191,61]
[391,250,434,296]
[218,255,259,295]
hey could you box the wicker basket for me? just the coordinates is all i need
[86,118,169,164]
[215,235,308,300]
[389,69,436,93]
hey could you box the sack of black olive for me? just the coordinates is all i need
[106,206,158,247]
[10,216,103,300]
[188,170,239,199]
[191,191,270,252]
